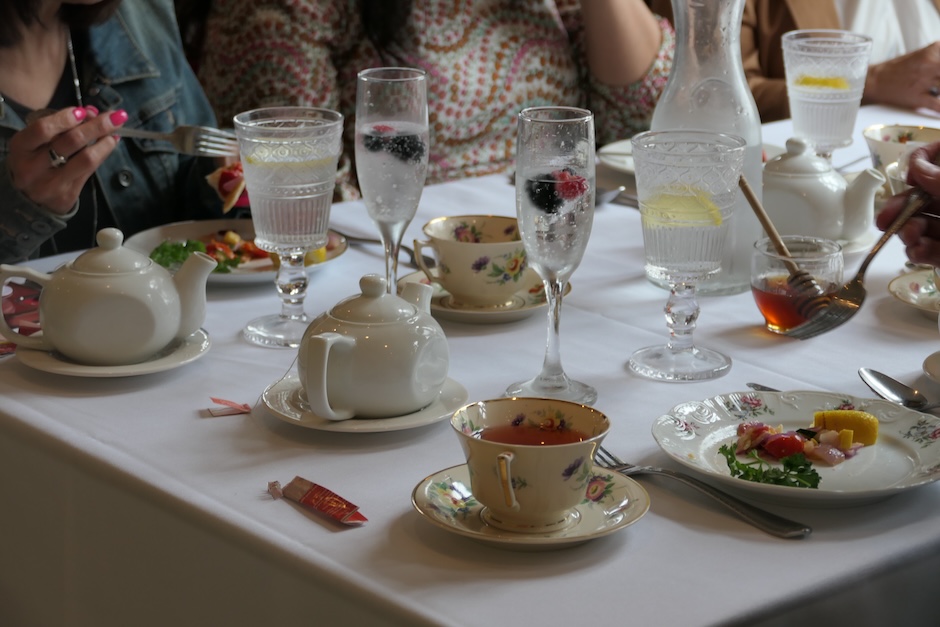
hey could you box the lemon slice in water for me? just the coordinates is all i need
[642,188,723,227]
[794,75,850,90]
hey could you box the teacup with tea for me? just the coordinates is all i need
[751,236,843,334]
[450,397,609,533]
[413,215,527,308]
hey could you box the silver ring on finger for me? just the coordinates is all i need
[49,147,68,168]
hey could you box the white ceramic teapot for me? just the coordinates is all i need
[0,227,217,366]
[762,138,886,242]
[298,274,449,420]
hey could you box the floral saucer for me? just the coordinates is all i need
[888,268,940,318]
[411,463,649,551]
[262,372,468,433]
[397,269,572,324]
[14,329,210,377]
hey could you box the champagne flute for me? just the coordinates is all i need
[505,106,596,404]
[628,130,746,381]
[233,107,344,348]
[355,67,429,293]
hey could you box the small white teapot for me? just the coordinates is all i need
[298,274,450,420]
[763,138,886,242]
[0,227,216,366]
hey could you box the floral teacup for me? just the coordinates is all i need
[414,215,526,307]
[451,397,609,533]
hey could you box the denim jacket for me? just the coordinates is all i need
[0,0,224,263]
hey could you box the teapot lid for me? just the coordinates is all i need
[70,228,152,273]
[329,274,417,323]
[764,138,832,175]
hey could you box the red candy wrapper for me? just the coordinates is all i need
[268,477,367,526]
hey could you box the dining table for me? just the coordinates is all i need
[3,104,940,627]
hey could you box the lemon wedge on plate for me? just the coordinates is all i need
[642,187,723,227]
[794,75,850,90]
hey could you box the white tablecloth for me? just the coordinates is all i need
[2,106,939,627]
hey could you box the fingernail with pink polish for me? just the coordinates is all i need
[109,110,128,126]
[73,107,87,121]
[85,105,99,116]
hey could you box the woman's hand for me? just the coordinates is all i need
[7,106,126,214]
[876,142,940,266]
[866,42,940,115]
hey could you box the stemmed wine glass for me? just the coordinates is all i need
[628,130,746,381]
[355,67,429,293]
[233,107,344,348]
[782,30,872,161]
[505,106,596,404]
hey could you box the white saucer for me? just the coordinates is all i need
[888,269,940,319]
[262,372,468,433]
[15,329,211,377]
[924,351,940,384]
[397,269,571,324]
[411,463,649,551]
[838,229,880,255]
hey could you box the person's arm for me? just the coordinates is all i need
[580,0,663,85]
[864,43,940,115]
[876,142,940,266]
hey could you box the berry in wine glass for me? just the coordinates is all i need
[524,168,588,214]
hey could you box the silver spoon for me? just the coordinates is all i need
[858,368,940,412]
[596,185,627,207]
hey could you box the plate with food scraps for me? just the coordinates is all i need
[888,268,940,319]
[125,218,347,285]
[652,391,940,507]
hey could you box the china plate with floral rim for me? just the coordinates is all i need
[652,391,940,508]
[411,463,649,551]
[125,219,348,286]
[888,268,940,319]
[397,269,571,325]
[261,372,468,433]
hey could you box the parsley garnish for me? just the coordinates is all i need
[718,444,821,489]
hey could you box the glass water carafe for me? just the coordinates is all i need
[650,0,762,295]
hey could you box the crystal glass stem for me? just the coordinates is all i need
[376,220,406,294]
[275,250,310,323]
[664,282,699,352]
[535,278,568,388]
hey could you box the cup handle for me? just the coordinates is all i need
[412,239,439,285]
[496,452,519,510]
[0,266,53,352]
[302,332,356,421]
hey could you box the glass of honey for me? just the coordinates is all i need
[751,236,843,334]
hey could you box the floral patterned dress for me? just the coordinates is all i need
[197,0,674,200]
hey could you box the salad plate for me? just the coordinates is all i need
[888,268,940,318]
[125,218,348,285]
[411,464,649,551]
[397,269,570,324]
[262,372,468,433]
[652,391,940,507]
[15,329,210,377]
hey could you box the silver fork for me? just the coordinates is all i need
[114,125,239,158]
[783,189,928,340]
[594,445,812,539]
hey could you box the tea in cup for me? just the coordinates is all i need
[751,236,843,334]
[451,397,609,533]
[413,215,527,307]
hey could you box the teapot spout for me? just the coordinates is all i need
[173,251,217,339]
[401,280,433,313]
[843,168,887,241]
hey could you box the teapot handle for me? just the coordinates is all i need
[0,265,54,352]
[304,332,357,421]
[412,238,441,286]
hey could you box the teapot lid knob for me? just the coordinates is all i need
[70,227,152,273]
[328,274,417,323]
[764,137,832,175]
